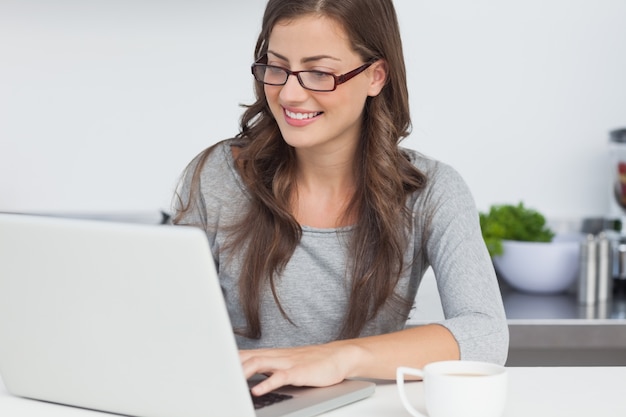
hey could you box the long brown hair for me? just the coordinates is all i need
[175,0,426,340]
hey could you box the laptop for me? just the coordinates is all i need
[0,213,375,417]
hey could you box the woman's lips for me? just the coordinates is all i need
[283,108,323,126]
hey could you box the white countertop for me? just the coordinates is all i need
[2,367,626,417]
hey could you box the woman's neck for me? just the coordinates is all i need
[291,147,358,228]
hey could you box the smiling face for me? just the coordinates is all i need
[264,15,386,156]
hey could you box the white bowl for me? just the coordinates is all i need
[492,234,582,294]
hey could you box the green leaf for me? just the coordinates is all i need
[479,202,554,257]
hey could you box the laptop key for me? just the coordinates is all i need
[251,391,294,409]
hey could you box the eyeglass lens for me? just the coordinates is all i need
[253,66,335,91]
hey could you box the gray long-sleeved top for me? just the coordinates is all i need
[174,139,509,365]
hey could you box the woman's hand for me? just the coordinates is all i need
[239,342,360,397]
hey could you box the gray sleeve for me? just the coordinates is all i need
[171,140,248,253]
[172,150,209,228]
[417,163,509,365]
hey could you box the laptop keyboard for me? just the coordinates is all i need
[251,391,294,410]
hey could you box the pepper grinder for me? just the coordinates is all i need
[578,234,597,305]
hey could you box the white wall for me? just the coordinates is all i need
[1,0,625,220]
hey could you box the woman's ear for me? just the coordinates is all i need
[367,60,388,97]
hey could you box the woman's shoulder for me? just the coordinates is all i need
[400,146,462,183]
[182,138,247,194]
[190,137,239,167]
[400,146,475,212]
[184,138,240,176]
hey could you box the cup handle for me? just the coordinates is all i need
[396,367,427,417]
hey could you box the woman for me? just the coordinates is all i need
[173,0,508,396]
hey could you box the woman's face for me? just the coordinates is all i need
[264,15,386,156]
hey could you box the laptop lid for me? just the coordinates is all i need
[0,213,374,417]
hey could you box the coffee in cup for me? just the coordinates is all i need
[396,360,507,417]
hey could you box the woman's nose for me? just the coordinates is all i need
[279,74,309,102]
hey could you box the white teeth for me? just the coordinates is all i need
[285,110,320,120]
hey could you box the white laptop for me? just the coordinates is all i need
[0,213,375,417]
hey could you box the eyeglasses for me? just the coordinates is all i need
[251,56,375,92]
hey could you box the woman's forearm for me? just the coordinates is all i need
[333,324,460,380]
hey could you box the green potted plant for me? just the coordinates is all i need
[479,202,555,257]
[479,202,580,294]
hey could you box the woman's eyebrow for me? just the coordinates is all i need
[267,50,341,64]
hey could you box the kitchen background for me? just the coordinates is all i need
[1,0,625,224]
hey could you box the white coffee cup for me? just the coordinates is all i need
[396,360,507,417]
